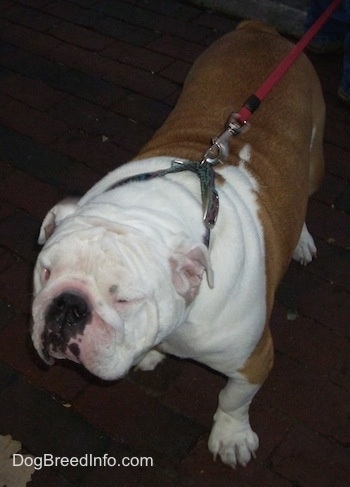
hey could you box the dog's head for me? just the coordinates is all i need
[32,198,212,380]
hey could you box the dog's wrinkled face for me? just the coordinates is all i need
[32,219,180,380]
[32,207,212,380]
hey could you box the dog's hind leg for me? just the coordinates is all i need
[293,84,325,266]
[308,124,325,196]
[292,222,317,265]
[308,73,325,196]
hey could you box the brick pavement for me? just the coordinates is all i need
[0,1,349,485]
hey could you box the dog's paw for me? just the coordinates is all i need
[208,410,259,468]
[292,223,317,266]
[136,350,166,371]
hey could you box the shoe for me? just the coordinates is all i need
[307,39,343,54]
[338,88,350,107]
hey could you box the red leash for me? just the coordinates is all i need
[201,0,342,167]
[237,0,343,124]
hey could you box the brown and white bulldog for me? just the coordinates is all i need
[31,21,324,467]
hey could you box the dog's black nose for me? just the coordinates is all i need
[45,292,91,331]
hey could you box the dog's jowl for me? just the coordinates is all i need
[31,21,324,467]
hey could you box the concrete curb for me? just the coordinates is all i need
[188,0,308,37]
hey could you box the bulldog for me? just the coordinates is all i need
[31,21,324,467]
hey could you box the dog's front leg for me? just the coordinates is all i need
[208,374,261,468]
[136,349,166,371]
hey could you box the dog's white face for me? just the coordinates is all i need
[31,203,211,380]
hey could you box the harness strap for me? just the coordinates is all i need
[104,159,219,247]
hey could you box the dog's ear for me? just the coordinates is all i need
[38,197,79,245]
[170,241,214,304]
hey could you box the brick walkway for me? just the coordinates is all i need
[0,1,349,486]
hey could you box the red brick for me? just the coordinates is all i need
[272,425,350,487]
[50,131,131,173]
[48,94,126,135]
[73,379,203,462]
[1,4,62,32]
[105,62,178,101]
[312,54,343,95]
[43,0,99,27]
[15,0,51,7]
[129,355,184,395]
[0,160,15,180]
[110,121,154,154]
[250,399,291,463]
[324,109,350,149]
[0,249,14,274]
[50,69,125,108]
[0,200,15,221]
[102,40,173,72]
[49,41,105,73]
[196,11,238,32]
[0,0,13,10]
[113,93,171,129]
[0,169,64,220]
[0,92,11,106]
[164,86,182,106]
[92,13,159,46]
[0,209,40,261]
[94,0,210,43]
[141,0,199,21]
[0,42,68,83]
[0,256,32,312]
[324,143,350,180]
[163,360,225,429]
[0,72,64,111]
[310,238,350,289]
[0,100,68,145]
[298,279,350,337]
[159,59,191,84]
[315,171,348,206]
[307,198,350,249]
[0,18,62,58]
[261,354,350,443]
[57,160,102,195]
[50,22,114,51]
[50,42,177,100]
[148,34,204,63]
[0,129,72,184]
[271,302,350,388]
[179,437,293,487]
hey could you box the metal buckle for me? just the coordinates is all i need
[201,113,249,166]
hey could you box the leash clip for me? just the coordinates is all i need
[201,112,249,166]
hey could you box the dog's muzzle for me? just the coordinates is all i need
[41,291,91,362]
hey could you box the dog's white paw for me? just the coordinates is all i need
[208,409,259,468]
[292,223,317,266]
[136,350,166,371]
